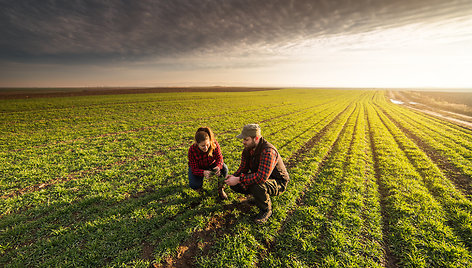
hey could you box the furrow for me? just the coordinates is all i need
[378,105,472,198]
[158,101,356,267]
[365,105,399,268]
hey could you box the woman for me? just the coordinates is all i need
[188,127,228,199]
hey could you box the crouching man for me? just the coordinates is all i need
[225,124,290,224]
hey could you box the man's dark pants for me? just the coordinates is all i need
[230,179,281,212]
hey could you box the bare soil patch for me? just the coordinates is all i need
[155,200,251,268]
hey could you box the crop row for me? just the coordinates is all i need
[366,101,472,267]
[0,95,338,213]
[1,90,364,266]
[1,90,344,193]
[257,101,384,267]
[378,99,472,187]
[3,89,471,267]
[373,104,472,249]
[1,90,346,148]
[187,95,362,266]
[379,111,472,199]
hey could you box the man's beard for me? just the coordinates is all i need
[245,141,256,150]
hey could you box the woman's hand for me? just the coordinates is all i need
[213,167,221,177]
[203,170,211,179]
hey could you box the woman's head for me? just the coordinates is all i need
[195,127,216,155]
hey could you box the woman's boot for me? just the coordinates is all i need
[218,181,228,200]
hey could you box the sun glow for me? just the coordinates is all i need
[263,16,472,88]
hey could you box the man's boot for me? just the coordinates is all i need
[254,208,272,224]
[246,195,256,205]
[218,183,228,200]
[254,200,272,224]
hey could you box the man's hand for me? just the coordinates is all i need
[203,170,211,179]
[225,175,240,186]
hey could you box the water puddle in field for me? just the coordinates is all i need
[407,106,472,129]
[390,99,404,104]
[443,110,472,120]
[389,97,472,129]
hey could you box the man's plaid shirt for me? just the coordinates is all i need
[233,147,277,187]
[188,140,224,177]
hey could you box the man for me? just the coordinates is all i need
[225,124,290,224]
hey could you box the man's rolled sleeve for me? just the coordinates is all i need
[233,153,248,177]
[240,148,277,186]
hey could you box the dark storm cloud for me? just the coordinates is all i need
[0,0,469,63]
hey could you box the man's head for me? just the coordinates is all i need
[237,124,262,149]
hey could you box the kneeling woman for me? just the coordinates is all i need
[188,127,228,199]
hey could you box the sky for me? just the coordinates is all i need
[1,0,472,89]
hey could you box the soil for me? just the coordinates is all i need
[286,104,351,168]
[379,106,472,198]
[155,200,250,268]
[159,104,355,267]
[365,108,399,268]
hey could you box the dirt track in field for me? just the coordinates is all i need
[0,87,281,99]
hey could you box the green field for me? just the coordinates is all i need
[1,89,472,267]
